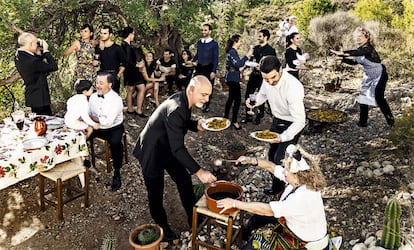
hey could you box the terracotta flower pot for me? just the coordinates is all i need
[129,224,163,250]
[205,181,243,214]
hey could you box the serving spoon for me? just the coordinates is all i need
[213,159,239,167]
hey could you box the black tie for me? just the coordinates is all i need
[98,94,104,99]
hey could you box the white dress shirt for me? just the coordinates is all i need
[88,90,123,129]
[255,69,306,142]
[201,37,213,43]
[269,165,327,242]
[64,94,97,130]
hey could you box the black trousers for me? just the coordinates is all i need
[195,64,215,108]
[268,117,302,193]
[166,75,175,93]
[359,65,393,124]
[224,81,242,123]
[31,105,52,116]
[143,159,196,230]
[90,124,124,175]
[244,72,265,119]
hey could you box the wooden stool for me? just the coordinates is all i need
[191,196,243,250]
[89,131,128,173]
[38,161,89,221]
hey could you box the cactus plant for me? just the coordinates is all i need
[380,199,402,250]
[135,225,160,245]
[101,233,116,250]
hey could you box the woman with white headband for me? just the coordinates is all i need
[217,144,328,250]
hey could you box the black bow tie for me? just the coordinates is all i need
[98,94,104,99]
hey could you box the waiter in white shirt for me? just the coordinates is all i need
[89,72,124,191]
[246,55,306,196]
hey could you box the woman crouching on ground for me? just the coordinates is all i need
[217,144,328,250]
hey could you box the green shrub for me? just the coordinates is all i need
[391,0,414,33]
[270,0,300,6]
[308,11,358,54]
[291,0,337,35]
[387,106,414,163]
[351,0,394,25]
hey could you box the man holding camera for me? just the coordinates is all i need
[15,32,58,115]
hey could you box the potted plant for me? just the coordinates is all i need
[129,224,163,250]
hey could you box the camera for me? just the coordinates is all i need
[37,39,43,51]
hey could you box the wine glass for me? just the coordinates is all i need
[247,93,256,116]
[11,110,25,131]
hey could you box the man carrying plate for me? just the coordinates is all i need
[246,55,306,196]
[133,75,217,242]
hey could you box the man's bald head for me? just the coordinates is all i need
[186,75,212,108]
[18,32,38,53]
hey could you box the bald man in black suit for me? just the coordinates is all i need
[133,75,217,241]
[14,32,58,115]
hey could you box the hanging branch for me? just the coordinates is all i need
[0,69,21,87]
[0,17,24,34]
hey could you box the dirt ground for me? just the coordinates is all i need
[1,69,413,249]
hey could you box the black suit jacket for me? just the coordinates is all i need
[133,92,200,178]
[14,50,58,108]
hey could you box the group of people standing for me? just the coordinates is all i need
[14,19,394,249]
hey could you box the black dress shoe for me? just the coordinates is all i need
[387,118,395,127]
[83,159,91,168]
[232,123,242,130]
[356,121,368,127]
[162,228,179,242]
[111,175,121,191]
[136,112,148,118]
[126,110,135,114]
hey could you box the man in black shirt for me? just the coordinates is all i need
[156,49,176,95]
[242,29,276,124]
[95,25,126,94]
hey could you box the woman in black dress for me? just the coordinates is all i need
[120,27,147,117]
[176,49,194,90]
[285,32,309,80]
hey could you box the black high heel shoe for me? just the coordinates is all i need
[232,122,242,130]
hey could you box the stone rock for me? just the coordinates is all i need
[364,236,376,246]
[371,162,381,168]
[399,244,414,250]
[373,169,383,177]
[356,166,365,175]
[402,192,411,200]
[353,243,368,250]
[408,182,414,191]
[382,165,395,174]
[382,161,392,166]
[350,239,361,246]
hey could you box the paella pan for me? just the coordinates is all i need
[306,109,347,124]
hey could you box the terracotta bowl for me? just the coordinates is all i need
[204,181,243,214]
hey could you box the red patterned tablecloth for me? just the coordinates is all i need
[0,116,88,190]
